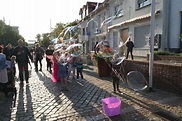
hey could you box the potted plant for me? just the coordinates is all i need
[92,41,114,77]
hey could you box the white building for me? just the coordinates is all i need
[107,0,182,56]
[79,0,182,56]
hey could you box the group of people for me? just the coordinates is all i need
[46,43,84,91]
[0,38,84,92]
[0,39,46,86]
[0,37,134,93]
[0,39,33,85]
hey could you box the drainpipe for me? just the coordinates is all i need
[162,0,171,50]
[149,0,155,92]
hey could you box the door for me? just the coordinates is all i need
[120,28,129,56]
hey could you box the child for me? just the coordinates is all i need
[11,55,16,77]
[67,54,76,80]
[76,57,83,80]
[58,58,68,91]
[110,53,121,93]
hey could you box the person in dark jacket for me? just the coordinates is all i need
[34,43,44,72]
[126,38,134,60]
[110,53,122,93]
[45,45,54,72]
[3,43,14,61]
[13,39,33,85]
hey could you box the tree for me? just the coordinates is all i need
[0,20,24,47]
[51,22,65,39]
[50,20,80,41]
[36,34,41,43]
[40,33,51,49]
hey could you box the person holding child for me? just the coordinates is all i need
[76,57,83,80]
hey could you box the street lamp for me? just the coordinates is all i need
[149,0,155,91]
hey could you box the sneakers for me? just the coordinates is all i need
[77,78,84,81]
[117,89,121,93]
[113,89,121,93]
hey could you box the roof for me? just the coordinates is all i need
[79,2,98,15]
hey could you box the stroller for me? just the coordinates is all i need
[0,60,17,107]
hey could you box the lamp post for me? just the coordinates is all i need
[149,0,155,91]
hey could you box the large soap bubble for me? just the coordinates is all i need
[169,60,176,65]
[127,71,148,91]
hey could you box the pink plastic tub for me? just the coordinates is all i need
[101,97,121,117]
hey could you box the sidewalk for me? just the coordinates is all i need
[0,59,181,121]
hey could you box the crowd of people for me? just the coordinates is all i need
[46,42,84,91]
[0,38,134,93]
[0,39,84,92]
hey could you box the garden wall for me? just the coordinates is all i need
[147,55,182,61]
[123,60,182,95]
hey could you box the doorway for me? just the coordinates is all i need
[120,28,129,56]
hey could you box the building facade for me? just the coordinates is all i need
[79,0,182,56]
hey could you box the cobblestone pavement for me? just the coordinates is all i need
[0,59,182,121]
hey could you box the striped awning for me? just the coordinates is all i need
[108,13,151,29]
[108,10,160,30]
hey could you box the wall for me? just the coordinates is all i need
[169,0,182,49]
[123,60,182,95]
[107,0,164,57]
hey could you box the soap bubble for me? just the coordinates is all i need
[169,60,176,65]
[127,71,148,91]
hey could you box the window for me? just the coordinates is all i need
[138,0,151,8]
[114,3,123,17]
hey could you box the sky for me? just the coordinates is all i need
[0,0,104,41]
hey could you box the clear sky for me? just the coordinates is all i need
[0,0,104,41]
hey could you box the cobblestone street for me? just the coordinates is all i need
[0,59,182,121]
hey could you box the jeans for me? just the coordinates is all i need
[77,69,83,79]
[18,62,29,82]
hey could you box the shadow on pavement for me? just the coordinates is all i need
[0,92,15,121]
[32,62,180,120]
[15,84,35,120]
[34,67,149,120]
